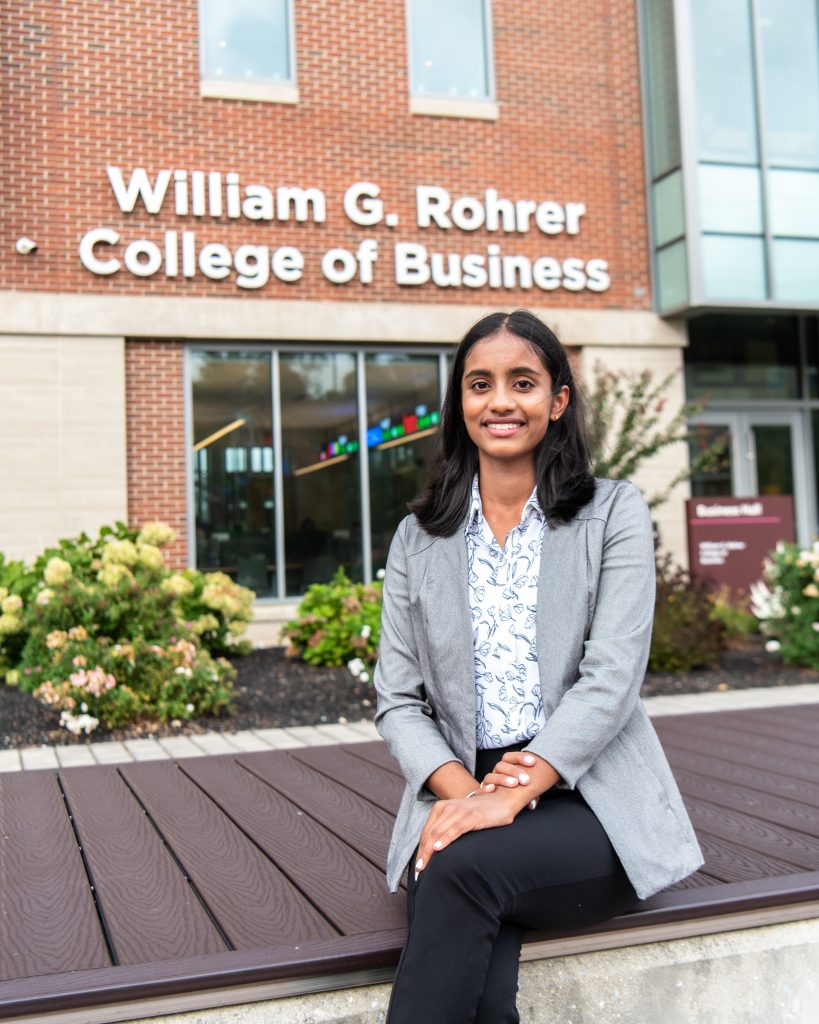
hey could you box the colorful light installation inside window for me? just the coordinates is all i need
[317,406,440,462]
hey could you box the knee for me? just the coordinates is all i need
[417,835,496,903]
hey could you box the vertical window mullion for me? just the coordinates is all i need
[271,349,286,600]
[748,0,775,300]
[183,346,197,570]
[357,350,373,584]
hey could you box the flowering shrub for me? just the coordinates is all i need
[648,555,728,672]
[586,363,726,509]
[280,567,382,677]
[750,541,819,671]
[0,521,252,733]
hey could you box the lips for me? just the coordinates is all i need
[484,420,524,435]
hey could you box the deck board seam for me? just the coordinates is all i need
[55,773,118,968]
[176,758,344,939]
[114,766,236,953]
[236,755,400,882]
[677,771,819,816]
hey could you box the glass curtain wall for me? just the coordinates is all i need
[645,0,819,309]
[192,352,276,595]
[760,0,819,303]
[365,353,441,574]
[640,0,688,310]
[690,0,766,301]
[190,346,445,598]
[280,352,361,594]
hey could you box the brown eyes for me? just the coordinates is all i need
[467,379,535,391]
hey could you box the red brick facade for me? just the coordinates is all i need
[4,1,655,569]
[125,340,188,568]
[3,1,651,308]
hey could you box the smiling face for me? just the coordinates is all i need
[460,330,569,473]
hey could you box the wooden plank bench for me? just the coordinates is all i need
[2,704,819,1023]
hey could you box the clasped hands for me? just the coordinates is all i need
[415,751,557,880]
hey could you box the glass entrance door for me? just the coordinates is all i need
[690,410,814,545]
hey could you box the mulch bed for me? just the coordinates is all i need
[1,636,815,750]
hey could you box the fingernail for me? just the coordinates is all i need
[529,799,537,810]
[519,772,530,784]
[415,858,424,871]
[524,755,535,765]
[506,777,516,786]
[485,783,495,791]
[433,840,443,850]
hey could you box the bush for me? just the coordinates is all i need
[649,555,728,672]
[280,568,382,681]
[586,363,726,509]
[0,521,256,734]
[708,587,758,641]
[750,541,819,671]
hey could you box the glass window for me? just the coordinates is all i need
[771,240,819,304]
[698,164,762,235]
[408,0,492,99]
[280,352,362,596]
[688,424,733,498]
[656,239,688,311]
[813,411,819,534]
[641,0,681,178]
[200,0,292,83]
[752,424,795,498]
[366,354,441,575]
[701,235,766,301]
[691,0,758,164]
[685,315,801,400]
[758,0,819,168]
[653,171,685,247]
[192,352,276,597]
[769,170,819,239]
[807,318,818,399]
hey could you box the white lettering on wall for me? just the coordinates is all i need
[415,186,587,235]
[78,167,613,293]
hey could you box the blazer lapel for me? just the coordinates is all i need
[536,520,584,713]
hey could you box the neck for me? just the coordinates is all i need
[476,459,537,513]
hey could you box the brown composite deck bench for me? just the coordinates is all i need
[2,704,819,1024]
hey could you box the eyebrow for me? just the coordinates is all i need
[464,365,543,378]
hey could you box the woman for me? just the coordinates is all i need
[374,310,703,1023]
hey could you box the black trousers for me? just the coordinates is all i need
[387,746,638,1024]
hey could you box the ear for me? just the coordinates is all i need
[549,384,570,422]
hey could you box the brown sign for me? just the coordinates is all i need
[686,495,795,595]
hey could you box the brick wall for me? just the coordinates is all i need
[125,340,188,567]
[2,0,651,309]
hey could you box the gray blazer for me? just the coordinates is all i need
[374,478,703,900]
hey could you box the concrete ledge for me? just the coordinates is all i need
[246,601,298,648]
[0,292,686,349]
[17,917,816,1024]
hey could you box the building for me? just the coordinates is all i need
[644,0,819,548]
[3,1,814,636]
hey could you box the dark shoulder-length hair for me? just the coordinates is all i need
[409,309,595,536]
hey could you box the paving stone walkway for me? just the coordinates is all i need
[1,683,817,773]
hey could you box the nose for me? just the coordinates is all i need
[489,382,516,412]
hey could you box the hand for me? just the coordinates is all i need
[481,751,556,811]
[414,791,514,880]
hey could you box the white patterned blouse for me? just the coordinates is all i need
[465,475,547,749]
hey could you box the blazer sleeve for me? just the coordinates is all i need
[373,517,464,799]
[523,482,656,788]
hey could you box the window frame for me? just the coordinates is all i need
[406,0,498,119]
[198,0,298,105]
